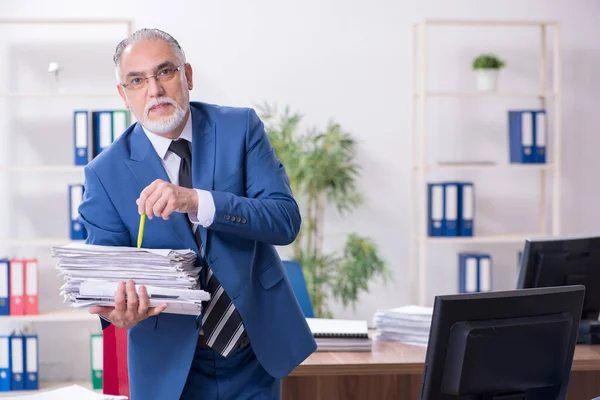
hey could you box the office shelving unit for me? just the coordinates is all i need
[409,19,562,306]
[0,17,134,392]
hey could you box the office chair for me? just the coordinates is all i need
[283,260,315,318]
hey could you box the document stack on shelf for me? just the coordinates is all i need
[372,305,433,346]
[50,243,210,316]
[306,318,372,352]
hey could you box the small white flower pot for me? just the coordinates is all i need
[474,68,499,92]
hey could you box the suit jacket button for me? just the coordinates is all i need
[224,214,230,220]
[235,216,241,222]
[241,218,247,224]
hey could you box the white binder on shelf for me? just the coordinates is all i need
[73,110,89,166]
[427,183,444,237]
[24,333,38,390]
[443,183,458,236]
[535,110,547,163]
[10,333,24,391]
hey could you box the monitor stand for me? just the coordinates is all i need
[578,319,600,344]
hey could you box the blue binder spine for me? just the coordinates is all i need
[0,336,10,391]
[443,183,459,236]
[457,182,474,236]
[92,111,114,157]
[459,253,479,293]
[508,110,534,164]
[427,183,444,236]
[477,254,492,292]
[10,334,24,390]
[534,110,547,163]
[69,184,87,240]
[23,334,38,390]
[0,260,9,316]
[73,110,89,166]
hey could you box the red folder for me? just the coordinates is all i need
[9,259,24,315]
[23,259,38,315]
[103,325,129,397]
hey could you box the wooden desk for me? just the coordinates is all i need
[282,341,600,400]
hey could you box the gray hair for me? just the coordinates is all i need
[113,28,186,82]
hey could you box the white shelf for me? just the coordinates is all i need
[425,233,544,244]
[0,381,94,398]
[0,165,84,173]
[6,238,84,247]
[0,92,117,99]
[417,162,554,171]
[409,19,562,306]
[0,309,98,323]
[417,19,558,27]
[415,91,557,98]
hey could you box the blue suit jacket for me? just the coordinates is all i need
[78,102,317,399]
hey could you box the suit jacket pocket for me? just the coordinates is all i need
[214,168,244,193]
[258,263,285,290]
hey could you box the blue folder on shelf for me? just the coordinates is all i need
[459,253,492,293]
[427,183,444,236]
[457,182,474,237]
[0,336,10,391]
[73,110,89,166]
[509,110,547,164]
[92,110,113,157]
[23,333,38,390]
[69,184,87,240]
[443,183,459,236]
[534,110,547,163]
[0,259,9,316]
[10,333,24,391]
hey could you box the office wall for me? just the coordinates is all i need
[2,0,600,377]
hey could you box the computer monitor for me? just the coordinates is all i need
[517,235,600,344]
[421,285,585,400]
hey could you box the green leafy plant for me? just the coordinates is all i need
[257,102,391,318]
[472,53,506,70]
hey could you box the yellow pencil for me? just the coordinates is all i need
[137,212,146,249]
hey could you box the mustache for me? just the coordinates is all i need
[145,97,177,116]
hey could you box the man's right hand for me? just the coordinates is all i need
[89,279,168,329]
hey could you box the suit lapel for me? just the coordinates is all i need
[124,122,199,253]
[190,105,216,250]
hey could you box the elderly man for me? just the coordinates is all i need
[78,28,316,400]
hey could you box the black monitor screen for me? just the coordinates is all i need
[421,285,584,400]
[517,235,600,321]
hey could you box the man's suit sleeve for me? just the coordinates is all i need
[77,165,131,329]
[208,109,301,246]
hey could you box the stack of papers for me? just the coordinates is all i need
[372,305,433,346]
[306,318,372,352]
[4,384,127,399]
[50,243,210,316]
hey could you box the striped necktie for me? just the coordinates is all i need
[168,139,246,357]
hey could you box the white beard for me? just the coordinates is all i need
[141,97,186,135]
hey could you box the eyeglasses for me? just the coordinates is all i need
[120,64,185,90]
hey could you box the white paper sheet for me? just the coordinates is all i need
[3,384,127,400]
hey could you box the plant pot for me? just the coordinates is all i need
[474,68,499,92]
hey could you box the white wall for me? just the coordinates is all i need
[2,0,600,380]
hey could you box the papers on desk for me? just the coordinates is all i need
[372,305,433,346]
[50,243,210,316]
[306,318,372,352]
[4,384,127,399]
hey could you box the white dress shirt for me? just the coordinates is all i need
[141,113,215,228]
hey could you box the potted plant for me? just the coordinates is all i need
[258,103,392,318]
[472,53,506,92]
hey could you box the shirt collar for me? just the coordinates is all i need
[142,111,193,160]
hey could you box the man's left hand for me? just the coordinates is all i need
[137,179,198,219]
